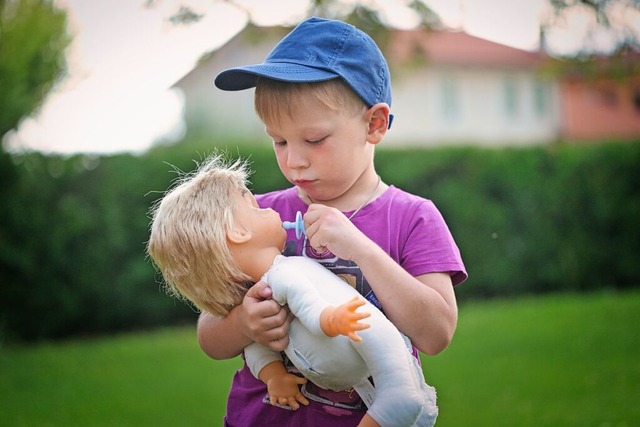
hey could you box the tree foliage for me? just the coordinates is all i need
[0,0,70,138]
[152,0,442,32]
[547,0,640,55]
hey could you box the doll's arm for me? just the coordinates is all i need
[269,259,370,340]
[320,296,371,342]
[258,361,309,410]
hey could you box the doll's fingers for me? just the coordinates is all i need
[296,392,310,406]
[348,332,363,342]
[351,311,371,321]
[346,296,366,309]
[352,321,370,331]
[287,398,300,410]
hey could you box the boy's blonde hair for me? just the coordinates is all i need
[147,154,252,317]
[254,78,366,128]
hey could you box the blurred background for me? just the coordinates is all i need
[0,0,639,425]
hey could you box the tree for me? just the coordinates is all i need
[0,0,71,139]
[542,0,640,81]
[0,0,70,341]
[149,0,442,32]
[545,0,640,56]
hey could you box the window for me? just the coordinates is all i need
[503,77,519,118]
[533,79,548,117]
[440,76,458,121]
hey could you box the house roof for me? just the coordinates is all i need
[173,24,547,90]
[388,29,545,68]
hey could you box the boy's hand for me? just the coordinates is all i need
[242,281,292,352]
[304,205,371,262]
[320,296,371,342]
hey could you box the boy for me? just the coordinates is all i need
[199,17,467,426]
[148,154,438,426]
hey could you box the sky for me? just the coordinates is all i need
[3,0,631,155]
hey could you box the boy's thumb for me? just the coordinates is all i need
[246,280,273,301]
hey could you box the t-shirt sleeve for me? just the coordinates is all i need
[401,200,467,286]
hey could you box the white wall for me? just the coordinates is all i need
[387,66,560,147]
[175,38,561,147]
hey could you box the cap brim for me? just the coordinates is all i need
[214,63,339,91]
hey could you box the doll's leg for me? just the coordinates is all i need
[353,314,438,427]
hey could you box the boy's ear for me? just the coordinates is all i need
[227,226,252,245]
[366,103,390,145]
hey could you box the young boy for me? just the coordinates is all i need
[148,154,439,427]
[198,17,467,426]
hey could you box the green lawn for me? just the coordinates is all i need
[1,290,638,426]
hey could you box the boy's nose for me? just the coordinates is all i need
[286,147,308,169]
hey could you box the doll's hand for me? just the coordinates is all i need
[320,296,371,342]
[242,281,292,352]
[266,373,309,410]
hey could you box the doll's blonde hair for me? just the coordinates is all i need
[147,154,252,317]
[254,78,366,129]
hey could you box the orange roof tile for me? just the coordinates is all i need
[388,29,544,68]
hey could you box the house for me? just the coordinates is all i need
[172,23,639,146]
[382,29,559,146]
[555,53,640,141]
[173,25,289,143]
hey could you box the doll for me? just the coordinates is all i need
[148,155,438,427]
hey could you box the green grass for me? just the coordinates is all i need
[1,291,638,426]
[425,290,640,427]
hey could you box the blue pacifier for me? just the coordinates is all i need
[282,211,306,239]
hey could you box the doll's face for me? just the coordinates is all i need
[232,188,287,251]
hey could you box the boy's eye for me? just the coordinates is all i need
[273,140,286,147]
[306,136,326,145]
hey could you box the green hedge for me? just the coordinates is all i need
[375,143,640,298]
[0,140,638,341]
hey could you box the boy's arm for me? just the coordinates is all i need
[348,243,456,355]
[304,205,458,355]
[197,281,291,359]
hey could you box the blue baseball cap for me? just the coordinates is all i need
[214,17,393,113]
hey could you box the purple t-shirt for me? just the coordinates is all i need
[223,186,466,427]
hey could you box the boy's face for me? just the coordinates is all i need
[232,188,287,251]
[264,94,374,206]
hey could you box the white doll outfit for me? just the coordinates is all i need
[245,255,438,427]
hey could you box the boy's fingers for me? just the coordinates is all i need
[246,280,272,300]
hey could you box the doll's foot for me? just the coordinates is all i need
[267,373,309,410]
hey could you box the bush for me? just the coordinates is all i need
[375,142,640,299]
[1,139,638,341]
